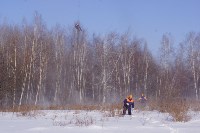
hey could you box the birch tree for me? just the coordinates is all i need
[71,23,87,103]
[185,32,200,100]
[159,33,174,97]
[53,26,65,104]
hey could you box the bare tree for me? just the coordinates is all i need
[159,33,175,98]
[185,32,200,100]
[143,42,150,96]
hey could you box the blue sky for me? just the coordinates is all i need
[0,0,200,55]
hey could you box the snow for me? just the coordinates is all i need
[0,110,200,133]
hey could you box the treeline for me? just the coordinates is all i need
[0,14,200,108]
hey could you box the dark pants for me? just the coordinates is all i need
[123,105,132,115]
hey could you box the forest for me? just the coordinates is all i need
[0,13,200,109]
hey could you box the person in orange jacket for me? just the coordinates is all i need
[122,95,134,115]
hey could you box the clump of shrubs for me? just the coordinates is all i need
[157,98,190,122]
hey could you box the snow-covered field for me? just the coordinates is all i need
[0,110,200,133]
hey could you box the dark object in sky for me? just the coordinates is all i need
[75,23,82,31]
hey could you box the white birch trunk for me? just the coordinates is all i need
[12,44,17,109]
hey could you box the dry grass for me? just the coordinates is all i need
[1,99,196,122]
[100,103,123,117]
[49,103,124,119]
[0,105,43,112]
[66,104,101,111]
[188,100,200,111]
[53,115,95,127]
[0,105,46,118]
[0,103,123,119]
[148,98,190,122]
[146,99,159,111]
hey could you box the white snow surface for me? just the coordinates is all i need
[0,110,200,133]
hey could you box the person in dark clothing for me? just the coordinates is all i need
[138,93,147,109]
[123,95,134,115]
[138,93,147,103]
